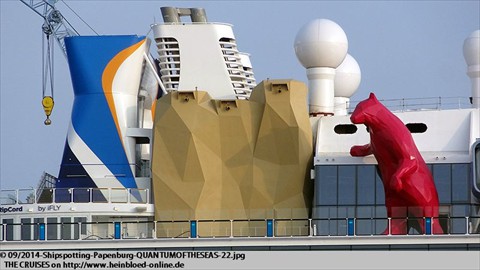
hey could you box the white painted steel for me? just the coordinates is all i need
[152,23,255,100]
[334,54,361,98]
[464,30,480,108]
[307,67,336,115]
[294,19,348,69]
[314,108,480,165]
[1,234,478,251]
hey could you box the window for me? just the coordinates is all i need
[475,144,480,194]
[316,166,337,205]
[338,166,356,205]
[334,124,357,134]
[61,217,72,240]
[375,168,385,205]
[313,162,475,236]
[405,123,427,133]
[33,218,44,240]
[315,165,382,207]
[357,166,375,205]
[433,164,452,204]
[452,164,470,203]
[74,217,87,240]
[2,219,14,241]
[21,218,31,240]
[47,217,57,240]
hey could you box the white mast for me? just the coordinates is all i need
[294,19,348,115]
[464,30,480,108]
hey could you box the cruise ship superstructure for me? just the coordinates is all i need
[1,5,479,251]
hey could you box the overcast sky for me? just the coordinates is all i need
[1,0,479,190]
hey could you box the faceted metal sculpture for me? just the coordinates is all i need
[151,80,313,236]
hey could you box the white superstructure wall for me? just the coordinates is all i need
[152,23,255,100]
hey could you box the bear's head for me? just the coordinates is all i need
[350,92,381,125]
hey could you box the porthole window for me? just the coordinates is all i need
[406,123,427,133]
[334,124,358,134]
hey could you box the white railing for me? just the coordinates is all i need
[0,216,478,242]
[35,172,57,202]
[349,96,475,113]
[0,188,150,205]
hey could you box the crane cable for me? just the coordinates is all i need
[42,33,54,125]
[60,0,98,35]
[40,1,99,125]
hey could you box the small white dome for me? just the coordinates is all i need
[463,29,480,66]
[294,19,348,69]
[334,54,361,98]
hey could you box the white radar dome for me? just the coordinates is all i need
[463,29,480,66]
[294,19,348,69]
[334,54,361,98]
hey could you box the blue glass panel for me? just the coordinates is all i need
[433,164,451,204]
[315,166,337,205]
[375,167,385,205]
[452,164,470,203]
[338,166,356,205]
[357,165,375,205]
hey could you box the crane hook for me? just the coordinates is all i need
[42,96,54,125]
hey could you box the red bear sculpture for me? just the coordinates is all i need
[350,93,443,235]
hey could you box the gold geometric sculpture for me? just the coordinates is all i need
[151,79,313,236]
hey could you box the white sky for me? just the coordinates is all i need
[1,0,479,189]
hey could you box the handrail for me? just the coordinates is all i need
[1,216,478,242]
[348,96,475,112]
[35,172,57,202]
[0,188,150,205]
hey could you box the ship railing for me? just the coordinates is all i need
[348,96,475,113]
[1,216,478,242]
[0,188,150,205]
[35,172,57,203]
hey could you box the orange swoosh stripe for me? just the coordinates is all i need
[102,39,146,145]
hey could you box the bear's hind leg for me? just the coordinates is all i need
[407,206,426,234]
[385,204,408,235]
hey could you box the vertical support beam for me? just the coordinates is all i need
[308,219,312,237]
[153,221,157,239]
[1,223,4,241]
[466,216,470,235]
[388,217,392,235]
